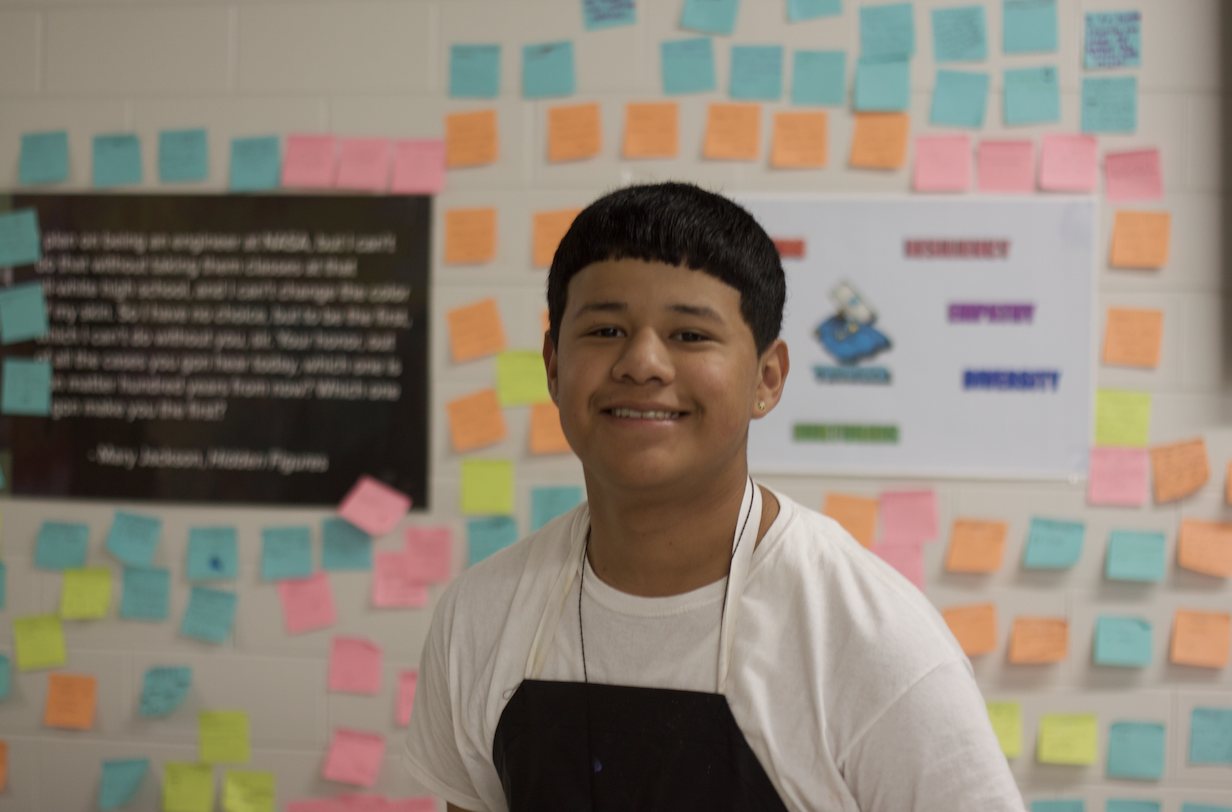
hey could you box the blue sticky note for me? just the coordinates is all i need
[181,586,237,644]
[261,526,312,580]
[1189,707,1232,765]
[92,134,143,188]
[1085,11,1140,69]
[1004,66,1060,126]
[792,50,845,106]
[1094,616,1153,667]
[0,281,50,345]
[322,517,372,572]
[1105,530,1166,582]
[106,511,162,567]
[450,44,501,99]
[730,45,784,100]
[36,521,90,571]
[788,0,842,22]
[0,652,10,700]
[930,69,989,128]
[187,527,238,581]
[1183,806,1232,812]
[468,516,519,566]
[1023,517,1085,569]
[19,131,69,186]
[229,136,280,192]
[854,57,910,112]
[121,567,171,621]
[1,358,52,416]
[99,758,150,811]
[1106,803,1160,812]
[1031,802,1084,812]
[681,0,740,36]
[531,486,584,532]
[860,3,915,59]
[1004,0,1057,54]
[583,0,636,30]
[158,129,208,183]
[0,209,43,268]
[933,6,987,62]
[139,666,192,717]
[1082,76,1137,134]
[1107,721,1165,780]
[662,38,717,95]
[523,41,575,99]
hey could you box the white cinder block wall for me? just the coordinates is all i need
[0,0,1229,809]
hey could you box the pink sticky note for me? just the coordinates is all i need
[1039,134,1098,192]
[913,135,970,193]
[337,138,392,191]
[373,552,430,609]
[278,572,338,634]
[387,799,438,812]
[977,140,1035,193]
[880,490,938,544]
[337,796,391,812]
[323,728,386,787]
[338,476,411,536]
[872,542,924,589]
[391,139,446,194]
[396,669,418,726]
[405,526,452,583]
[282,134,338,188]
[329,636,383,694]
[1087,447,1149,506]
[287,801,341,812]
[1105,149,1164,203]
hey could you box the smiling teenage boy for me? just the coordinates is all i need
[404,183,1023,812]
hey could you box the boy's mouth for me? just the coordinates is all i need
[606,407,684,420]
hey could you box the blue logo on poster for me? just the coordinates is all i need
[815,282,892,379]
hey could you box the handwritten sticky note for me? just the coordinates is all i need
[945,519,1007,573]
[771,111,827,168]
[468,516,519,565]
[623,103,679,159]
[0,741,6,790]
[1095,390,1152,448]
[548,104,601,163]
[1008,617,1068,663]
[1023,518,1084,570]
[930,69,989,129]
[447,298,506,364]
[188,527,238,581]
[788,0,841,21]
[1103,307,1163,369]
[200,710,250,764]
[1108,721,1165,779]
[159,129,209,183]
[406,526,452,583]
[854,57,909,112]
[36,521,89,570]
[1095,616,1153,667]
[1038,714,1098,764]
[323,728,386,786]
[1171,610,1230,668]
[943,603,997,655]
[61,567,112,619]
[444,207,497,265]
[19,131,69,185]
[14,614,66,670]
[1106,530,1166,582]
[880,490,937,544]
[450,44,500,99]
[336,138,391,192]
[340,475,412,536]
[391,139,445,194]
[446,389,507,452]
[278,572,337,634]
[0,281,49,344]
[933,6,987,62]
[0,209,43,268]
[531,486,583,531]
[978,140,1034,193]
[1189,707,1232,764]
[730,45,783,101]
[0,653,9,700]
[261,527,312,581]
[1178,519,1232,578]
[1082,76,1137,134]
[1088,448,1149,507]
[281,134,336,188]
[496,351,550,406]
[322,518,372,572]
[223,770,275,812]
[530,401,571,454]
[681,0,739,35]
[372,552,429,608]
[1151,438,1209,503]
[987,702,1022,757]
[661,38,716,95]
[329,636,383,694]
[181,586,237,644]
[1004,67,1060,126]
[1003,0,1057,54]
[1106,150,1163,203]
[703,104,761,161]
[45,673,97,729]
[523,41,575,99]
[164,763,214,812]
[229,136,281,191]
[1085,11,1141,69]
[445,110,498,168]
[861,2,915,59]
[93,134,143,188]
[584,0,635,29]
[396,669,419,726]
[914,134,970,192]
[106,511,161,567]
[460,459,515,515]
[823,493,878,547]
[1111,211,1171,269]
[1,357,51,416]
[100,758,150,811]
[140,666,192,717]
[533,209,581,267]
[849,112,909,169]
[872,542,924,589]
[791,50,845,107]
[121,566,170,621]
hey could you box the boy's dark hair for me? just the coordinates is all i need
[547,182,786,355]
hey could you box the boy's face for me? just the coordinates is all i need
[544,258,787,495]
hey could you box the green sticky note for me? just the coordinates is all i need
[159,128,209,183]
[1105,530,1166,582]
[199,710,251,764]
[461,459,515,515]
[163,763,215,812]
[0,281,50,345]
[1081,76,1137,134]
[99,758,150,811]
[661,38,717,95]
[531,485,584,531]
[1106,802,1160,812]
[450,44,501,99]
[496,351,550,406]
[121,566,171,621]
[730,45,784,101]
[187,527,239,581]
[0,208,44,268]
[681,0,740,36]
[1189,707,1232,765]
[791,50,846,106]
[2,358,53,416]
[19,131,70,186]
[1095,390,1151,447]
[1107,721,1165,780]
[1004,66,1060,126]
[1022,517,1084,569]
[1032,802,1085,812]
[788,0,841,21]
[854,57,910,112]
[522,41,575,99]
[583,0,636,30]
[930,69,989,129]
[229,136,281,192]
[468,516,519,566]
[223,770,276,812]
[1003,0,1057,54]
[860,2,915,58]
[1094,616,1153,667]
[13,614,67,670]
[92,134,143,188]
[0,652,10,700]
[1038,713,1099,765]
[321,517,372,571]
[987,701,1022,757]
[932,6,987,62]
[61,567,112,619]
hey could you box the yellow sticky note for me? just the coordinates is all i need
[1102,307,1163,369]
[1110,210,1171,269]
[1150,437,1209,503]
[199,710,251,764]
[446,389,508,453]
[60,567,112,619]
[13,614,67,671]
[223,770,276,812]
[986,701,1022,758]
[533,209,582,269]
[1094,390,1151,448]
[496,351,550,406]
[164,763,215,812]
[461,459,515,515]
[445,109,498,168]
[623,102,679,159]
[446,297,506,363]
[530,401,572,455]
[548,103,602,163]
[703,103,762,161]
[771,111,828,168]
[850,112,910,169]
[1037,713,1098,765]
[822,493,878,548]
[444,207,497,265]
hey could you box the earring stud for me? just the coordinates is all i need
[758,401,766,410]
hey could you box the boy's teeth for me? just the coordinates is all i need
[611,407,680,419]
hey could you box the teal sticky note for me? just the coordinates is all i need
[930,69,989,128]
[0,209,43,268]
[99,758,149,811]
[788,0,841,21]
[1106,802,1160,812]
[583,0,636,30]
[139,666,192,717]
[450,44,501,99]
[730,45,784,101]
[933,6,986,62]
[1023,517,1084,569]
[531,486,584,532]
[854,57,910,112]
[0,281,49,344]
[19,131,69,185]
[792,50,845,106]
[36,521,90,570]
[860,3,915,59]
[0,652,10,700]
[1182,805,1232,812]
[1004,66,1060,125]
[106,511,162,567]
[92,134,143,188]
[121,567,171,621]
[180,586,237,644]
[468,516,518,566]
[1031,802,1084,812]
[1082,76,1137,134]
[158,129,208,183]
[229,136,280,191]
[322,517,372,571]
[1105,530,1166,582]
[1004,0,1057,54]
[1189,707,1232,764]
[662,38,717,95]
[1107,721,1165,780]
[681,0,740,36]
[1085,11,1140,69]
[523,41,575,99]
[261,526,312,580]
[1,358,52,416]
[187,527,239,581]
[1094,616,1153,667]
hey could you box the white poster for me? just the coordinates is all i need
[740,195,1095,480]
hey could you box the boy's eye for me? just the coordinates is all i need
[675,331,707,342]
[590,326,624,338]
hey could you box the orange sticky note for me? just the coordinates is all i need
[446,298,506,363]
[1008,617,1068,664]
[850,112,909,170]
[548,103,602,163]
[703,104,761,161]
[1103,308,1163,368]
[942,603,998,656]
[624,102,678,159]
[0,741,6,790]
[945,519,1007,573]
[822,493,878,548]
[1110,211,1171,269]
[1177,519,1232,578]
[446,389,507,453]
[444,208,497,265]
[530,401,571,454]
[771,111,827,169]
[44,673,98,730]
[1150,438,1209,503]
[533,209,582,269]
[445,109,498,168]
[1170,609,1231,668]
[1227,461,1232,504]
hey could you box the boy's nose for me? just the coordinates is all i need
[611,327,674,385]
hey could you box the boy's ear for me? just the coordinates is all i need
[543,331,559,403]
[752,339,789,419]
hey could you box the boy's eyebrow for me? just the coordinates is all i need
[574,301,725,323]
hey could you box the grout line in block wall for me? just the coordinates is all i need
[33,9,44,97]
[227,5,240,96]
[426,1,440,94]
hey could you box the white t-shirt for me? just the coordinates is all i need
[403,488,1025,812]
